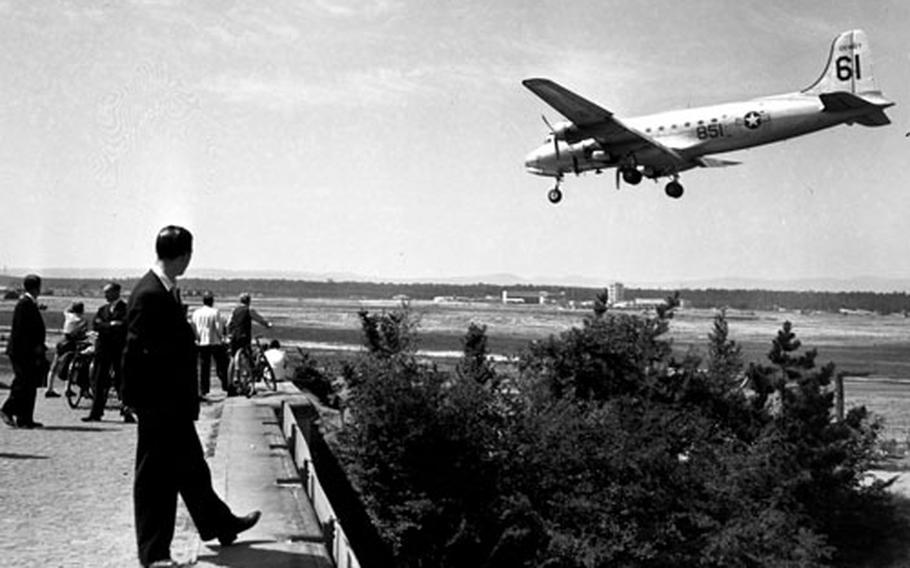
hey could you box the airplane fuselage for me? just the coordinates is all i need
[526,93,862,179]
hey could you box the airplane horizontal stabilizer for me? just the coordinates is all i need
[820,91,893,112]
[854,111,891,127]
[820,91,894,126]
[695,157,741,168]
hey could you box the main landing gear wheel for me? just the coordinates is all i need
[665,181,684,199]
[621,167,643,185]
[547,187,563,204]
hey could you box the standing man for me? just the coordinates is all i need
[83,282,132,423]
[227,292,271,357]
[122,226,259,568]
[1,274,48,429]
[191,291,230,399]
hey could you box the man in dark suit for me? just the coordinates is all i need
[83,281,132,422]
[1,274,48,429]
[122,226,260,568]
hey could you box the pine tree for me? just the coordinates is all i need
[706,308,744,387]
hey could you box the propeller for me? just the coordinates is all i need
[541,115,560,160]
[615,168,621,189]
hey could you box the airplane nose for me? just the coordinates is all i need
[524,148,541,169]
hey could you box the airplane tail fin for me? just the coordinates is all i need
[802,29,882,96]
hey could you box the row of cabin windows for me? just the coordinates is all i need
[645,116,725,133]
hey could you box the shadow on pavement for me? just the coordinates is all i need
[252,391,286,400]
[198,540,333,568]
[0,452,50,460]
[41,425,121,433]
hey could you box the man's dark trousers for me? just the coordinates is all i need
[198,344,229,395]
[88,345,123,418]
[2,360,41,425]
[134,411,233,563]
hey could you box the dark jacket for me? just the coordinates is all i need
[93,299,127,352]
[121,270,199,420]
[5,294,46,368]
[227,304,252,346]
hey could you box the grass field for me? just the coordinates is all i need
[238,299,910,444]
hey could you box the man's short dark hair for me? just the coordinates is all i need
[202,291,214,306]
[155,225,193,260]
[23,274,41,293]
[269,340,280,350]
[104,282,121,294]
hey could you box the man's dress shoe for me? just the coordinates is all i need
[0,410,15,428]
[145,559,186,567]
[218,510,262,546]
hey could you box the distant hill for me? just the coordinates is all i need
[3,269,910,293]
[3,273,910,315]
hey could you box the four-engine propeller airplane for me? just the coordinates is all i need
[523,29,894,204]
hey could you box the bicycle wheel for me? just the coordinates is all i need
[231,349,254,398]
[259,354,277,391]
[63,354,81,409]
[65,356,91,409]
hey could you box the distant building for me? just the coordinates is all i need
[501,290,564,305]
[608,282,625,306]
[611,297,672,310]
[632,298,667,308]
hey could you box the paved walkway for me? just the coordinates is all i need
[0,378,332,567]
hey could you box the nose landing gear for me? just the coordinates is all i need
[547,186,563,204]
[546,174,564,204]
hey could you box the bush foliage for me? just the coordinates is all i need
[334,298,901,567]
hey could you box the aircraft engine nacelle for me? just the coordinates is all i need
[589,150,614,163]
[551,122,581,142]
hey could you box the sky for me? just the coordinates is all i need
[1,0,908,288]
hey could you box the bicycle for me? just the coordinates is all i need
[63,341,96,409]
[228,336,277,397]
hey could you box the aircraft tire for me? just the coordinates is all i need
[665,181,684,199]
[622,168,643,185]
[547,188,563,204]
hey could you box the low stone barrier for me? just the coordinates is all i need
[281,399,392,568]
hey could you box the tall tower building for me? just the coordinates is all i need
[607,282,625,305]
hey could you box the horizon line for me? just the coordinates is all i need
[2,267,910,294]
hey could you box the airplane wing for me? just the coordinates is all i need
[695,157,741,168]
[523,78,689,173]
[522,78,615,128]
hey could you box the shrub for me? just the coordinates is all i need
[290,349,342,409]
[335,299,900,567]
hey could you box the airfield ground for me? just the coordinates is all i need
[4,296,910,442]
